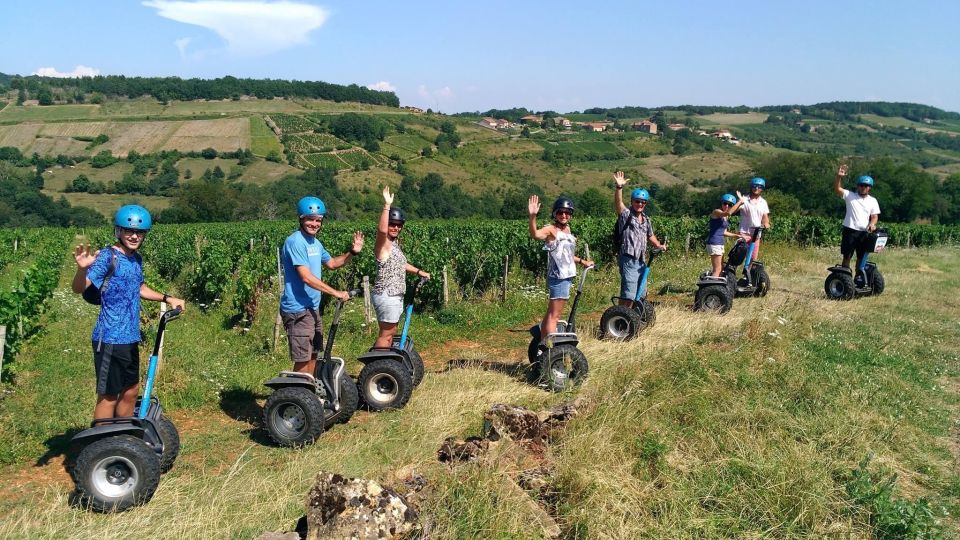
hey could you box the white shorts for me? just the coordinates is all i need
[372,293,404,324]
[706,244,725,256]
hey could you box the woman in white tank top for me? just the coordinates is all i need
[528,195,594,339]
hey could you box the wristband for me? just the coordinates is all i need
[350,248,360,255]
[162,294,169,303]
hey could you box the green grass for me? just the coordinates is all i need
[249,116,282,157]
[0,242,958,537]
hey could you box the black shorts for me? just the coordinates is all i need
[93,342,140,396]
[840,227,869,258]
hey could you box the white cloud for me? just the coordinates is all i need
[32,65,100,78]
[144,0,329,56]
[174,37,193,59]
[367,81,396,92]
[417,84,453,99]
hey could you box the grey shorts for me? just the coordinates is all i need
[281,309,323,363]
[373,293,404,324]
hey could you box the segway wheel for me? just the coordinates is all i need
[751,266,771,297]
[695,285,733,314]
[409,348,425,387]
[599,305,642,341]
[724,273,737,299]
[870,269,885,296]
[155,414,180,473]
[358,359,413,411]
[638,298,656,328]
[541,344,589,392]
[824,272,855,300]
[527,337,543,365]
[325,373,359,427]
[74,435,161,513]
[263,386,325,447]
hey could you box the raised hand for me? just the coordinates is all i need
[736,190,744,202]
[352,231,364,253]
[74,244,99,269]
[382,185,394,205]
[837,164,849,177]
[613,170,628,188]
[528,195,541,216]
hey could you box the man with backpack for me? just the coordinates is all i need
[613,171,667,307]
[72,205,186,420]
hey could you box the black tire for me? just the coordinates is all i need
[263,386,325,447]
[599,305,642,341]
[74,435,161,513]
[751,266,771,297]
[527,337,543,365]
[409,348,425,387]
[358,359,414,411]
[638,298,656,328]
[824,272,855,300]
[155,414,180,474]
[541,344,589,392]
[871,269,885,295]
[325,373,359,426]
[695,285,733,314]
[724,273,737,299]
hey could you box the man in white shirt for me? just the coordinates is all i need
[738,177,770,258]
[833,164,881,268]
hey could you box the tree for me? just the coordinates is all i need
[201,147,218,159]
[16,88,25,106]
[37,87,53,106]
[70,174,91,193]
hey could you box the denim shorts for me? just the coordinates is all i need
[547,276,574,300]
[373,293,404,324]
[618,254,646,301]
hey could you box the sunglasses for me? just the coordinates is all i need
[120,228,146,237]
[721,202,732,207]
[388,222,404,228]
[555,210,573,216]
[632,199,647,204]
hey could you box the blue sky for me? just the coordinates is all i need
[3,0,958,113]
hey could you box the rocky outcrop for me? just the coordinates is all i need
[305,472,418,540]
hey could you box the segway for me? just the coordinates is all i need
[356,277,428,411]
[724,227,770,298]
[263,289,362,447]
[824,229,887,300]
[71,307,183,513]
[527,265,593,392]
[599,247,664,340]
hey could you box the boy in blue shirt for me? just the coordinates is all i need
[71,205,186,420]
[281,197,364,376]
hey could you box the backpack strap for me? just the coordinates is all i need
[101,249,119,295]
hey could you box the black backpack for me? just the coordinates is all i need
[82,250,120,305]
[612,213,629,254]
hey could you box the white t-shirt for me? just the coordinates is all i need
[738,196,769,234]
[841,189,881,231]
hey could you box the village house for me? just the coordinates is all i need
[582,121,612,132]
[667,123,688,131]
[632,120,658,134]
[554,116,572,129]
[402,106,424,113]
[520,114,543,124]
[479,117,499,129]
[495,118,512,129]
[714,129,733,139]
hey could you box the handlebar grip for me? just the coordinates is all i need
[348,288,363,299]
[164,307,183,320]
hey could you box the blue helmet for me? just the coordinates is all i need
[857,175,874,187]
[751,177,766,188]
[720,193,737,205]
[114,205,152,231]
[631,188,650,202]
[297,196,326,217]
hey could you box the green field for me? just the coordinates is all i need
[696,112,771,126]
[0,241,957,538]
[248,116,282,156]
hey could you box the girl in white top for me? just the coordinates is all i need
[528,195,594,338]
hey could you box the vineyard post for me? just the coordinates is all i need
[272,247,283,352]
[442,265,449,306]
[685,233,691,256]
[0,325,6,381]
[362,275,373,328]
[13,237,17,252]
[501,255,509,302]
[906,232,911,248]
[249,238,254,251]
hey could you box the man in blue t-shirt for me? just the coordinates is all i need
[281,196,364,376]
[71,205,186,420]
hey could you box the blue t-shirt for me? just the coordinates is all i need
[280,230,332,313]
[88,246,144,344]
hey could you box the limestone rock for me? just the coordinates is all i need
[305,472,418,540]
[437,436,488,463]
[255,533,299,540]
[482,404,545,443]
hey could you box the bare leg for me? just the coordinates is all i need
[541,299,567,337]
[711,254,723,277]
[374,321,399,349]
[94,394,119,420]
[114,384,139,417]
